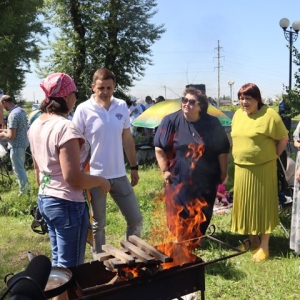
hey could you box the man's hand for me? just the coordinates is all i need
[130,170,139,187]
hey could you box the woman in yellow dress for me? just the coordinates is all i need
[231,83,289,262]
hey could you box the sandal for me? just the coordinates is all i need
[251,248,269,262]
[237,240,260,252]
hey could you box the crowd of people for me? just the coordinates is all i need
[2,73,300,291]
[127,94,165,138]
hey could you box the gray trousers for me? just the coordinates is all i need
[90,176,143,253]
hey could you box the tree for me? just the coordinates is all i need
[0,0,47,98]
[281,46,300,119]
[40,0,165,100]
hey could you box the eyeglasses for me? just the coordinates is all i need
[182,97,197,106]
[73,91,79,98]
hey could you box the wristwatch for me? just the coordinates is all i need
[130,165,139,170]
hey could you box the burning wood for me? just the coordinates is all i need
[97,235,204,281]
[128,235,173,263]
[102,244,136,266]
[66,235,249,300]
[98,236,173,277]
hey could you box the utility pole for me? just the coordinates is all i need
[214,40,224,107]
[164,85,166,99]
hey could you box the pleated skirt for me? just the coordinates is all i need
[231,160,279,235]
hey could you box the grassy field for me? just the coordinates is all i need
[0,160,300,300]
[1,102,300,299]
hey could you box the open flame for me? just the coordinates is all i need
[186,143,204,169]
[119,266,140,280]
[120,142,208,276]
[158,142,207,268]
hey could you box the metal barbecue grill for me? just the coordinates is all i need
[66,233,249,300]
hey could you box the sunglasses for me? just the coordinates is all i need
[182,97,197,106]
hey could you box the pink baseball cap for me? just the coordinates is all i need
[40,73,77,103]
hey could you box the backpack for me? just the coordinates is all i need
[30,206,48,235]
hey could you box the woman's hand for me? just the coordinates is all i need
[163,170,172,184]
[220,173,228,184]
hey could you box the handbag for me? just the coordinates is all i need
[30,206,48,235]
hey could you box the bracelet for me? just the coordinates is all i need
[130,165,139,170]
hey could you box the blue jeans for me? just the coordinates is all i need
[10,147,29,193]
[38,195,89,267]
[90,176,143,253]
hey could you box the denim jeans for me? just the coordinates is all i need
[10,147,29,193]
[90,176,143,253]
[38,195,89,267]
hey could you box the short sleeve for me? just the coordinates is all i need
[154,115,175,152]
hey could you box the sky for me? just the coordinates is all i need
[22,0,300,102]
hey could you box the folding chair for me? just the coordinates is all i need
[277,151,293,238]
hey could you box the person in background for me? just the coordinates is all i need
[279,96,291,131]
[154,87,230,245]
[216,176,230,206]
[145,95,154,109]
[289,122,300,254]
[28,73,110,300]
[129,96,143,136]
[72,68,143,255]
[144,95,154,142]
[231,83,288,262]
[155,95,165,103]
[0,95,30,196]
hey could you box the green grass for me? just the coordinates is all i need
[1,102,300,299]
[0,161,299,299]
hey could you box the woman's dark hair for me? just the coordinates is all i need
[40,97,69,114]
[238,83,264,109]
[183,87,208,115]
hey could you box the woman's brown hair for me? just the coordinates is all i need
[40,97,69,114]
[238,83,264,109]
[183,87,208,115]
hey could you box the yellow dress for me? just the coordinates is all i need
[231,106,288,234]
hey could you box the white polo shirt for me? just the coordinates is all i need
[73,95,131,179]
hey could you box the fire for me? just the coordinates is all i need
[158,193,207,269]
[119,266,140,280]
[186,143,204,169]
[158,142,207,268]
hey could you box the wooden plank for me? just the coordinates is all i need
[96,248,128,261]
[128,235,173,263]
[102,244,135,266]
[121,240,155,263]
[103,259,116,271]
[96,252,113,261]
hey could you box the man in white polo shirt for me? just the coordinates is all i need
[73,68,143,254]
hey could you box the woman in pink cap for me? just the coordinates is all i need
[28,73,110,299]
